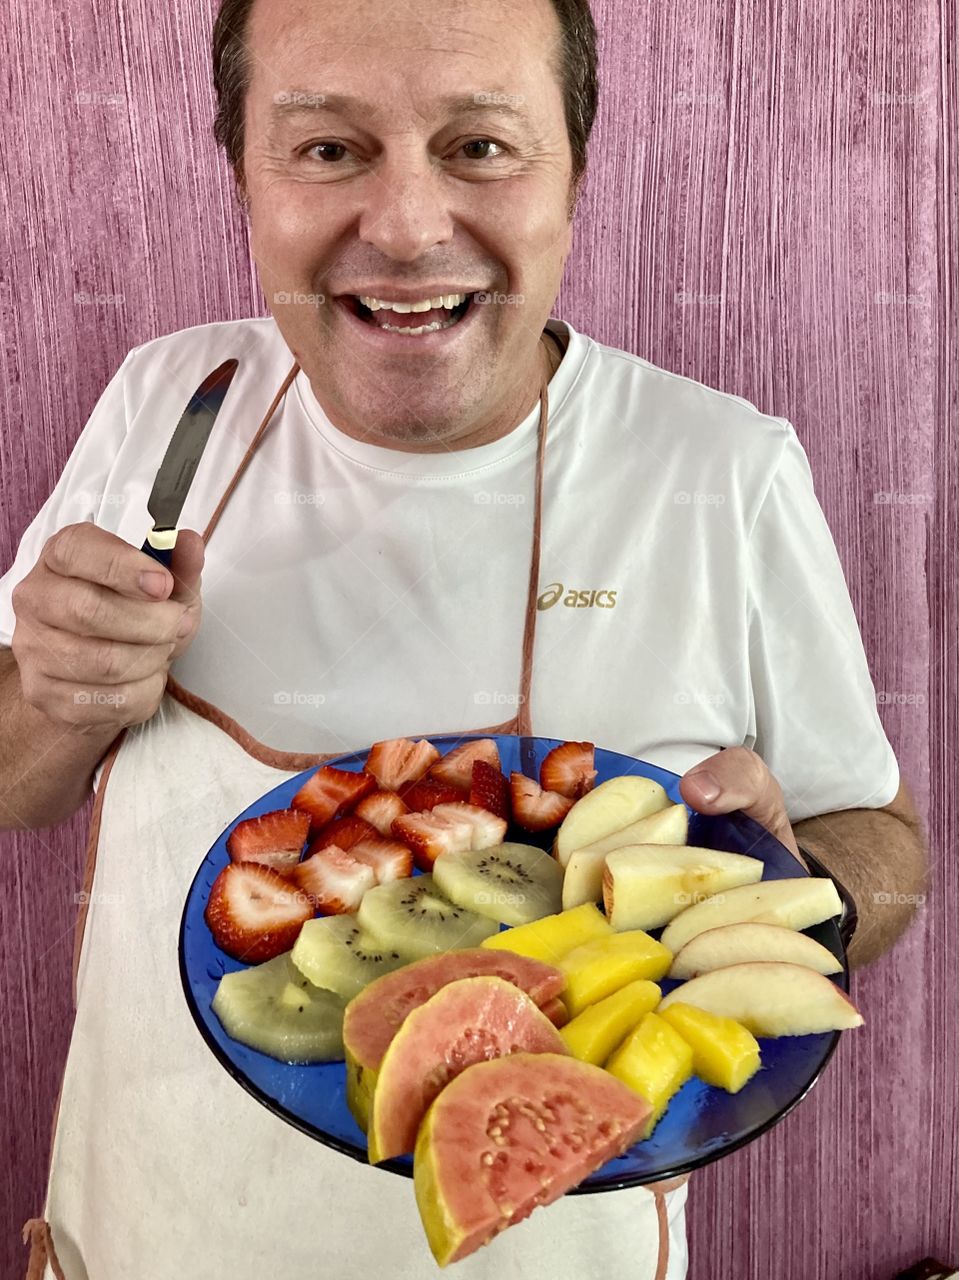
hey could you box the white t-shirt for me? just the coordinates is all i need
[0,315,899,820]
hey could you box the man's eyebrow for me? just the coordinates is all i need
[269,91,532,126]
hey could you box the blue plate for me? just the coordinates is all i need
[179,735,850,1190]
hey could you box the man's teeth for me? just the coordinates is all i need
[359,293,467,313]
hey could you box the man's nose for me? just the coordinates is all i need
[356,149,456,261]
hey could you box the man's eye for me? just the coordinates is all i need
[303,143,349,162]
[458,139,504,160]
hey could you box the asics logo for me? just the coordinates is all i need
[537,582,619,611]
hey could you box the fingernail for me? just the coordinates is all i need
[176,613,193,638]
[689,770,721,801]
[139,571,169,598]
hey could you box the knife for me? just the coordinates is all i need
[140,358,240,568]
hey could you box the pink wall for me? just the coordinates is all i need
[1,0,955,1275]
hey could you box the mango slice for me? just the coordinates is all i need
[658,1001,761,1093]
[559,979,661,1065]
[558,930,672,1016]
[605,1011,694,1136]
[480,902,612,964]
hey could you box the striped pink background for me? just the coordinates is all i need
[0,0,955,1275]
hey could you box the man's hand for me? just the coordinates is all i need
[9,521,204,735]
[678,745,809,868]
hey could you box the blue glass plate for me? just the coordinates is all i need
[179,734,849,1190]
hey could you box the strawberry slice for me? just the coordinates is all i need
[469,759,511,823]
[364,738,440,791]
[225,808,310,876]
[310,813,379,851]
[350,836,414,884]
[400,777,466,812]
[428,738,501,790]
[510,772,574,832]
[204,862,313,962]
[431,802,507,851]
[292,845,376,914]
[355,789,410,836]
[540,741,597,800]
[392,810,476,872]
[292,766,376,835]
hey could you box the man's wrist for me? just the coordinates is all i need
[796,842,859,945]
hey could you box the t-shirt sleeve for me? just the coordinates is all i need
[0,348,137,648]
[746,424,900,822]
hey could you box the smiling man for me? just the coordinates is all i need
[0,0,928,1277]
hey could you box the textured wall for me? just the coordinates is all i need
[1,0,956,1276]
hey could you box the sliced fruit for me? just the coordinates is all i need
[561,803,690,911]
[540,996,569,1028]
[433,842,563,926]
[414,1053,652,1266]
[428,738,501,790]
[657,1002,761,1093]
[668,922,843,979]
[355,789,410,835]
[480,902,613,964]
[204,862,314,963]
[292,766,376,835]
[606,1011,695,1136]
[291,916,412,1000]
[399,777,465,813]
[364,737,440,791]
[342,948,567,1133]
[469,759,511,822]
[432,802,507,850]
[554,775,670,867]
[659,877,845,954]
[393,803,507,872]
[211,951,346,1063]
[540,741,597,800]
[226,808,310,876]
[356,874,498,959]
[309,813,378,852]
[559,979,661,1065]
[368,975,569,1163]
[558,930,672,1016]
[350,836,414,885]
[657,962,863,1035]
[603,845,764,931]
[509,772,574,832]
[291,845,375,914]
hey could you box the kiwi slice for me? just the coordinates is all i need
[211,951,347,1063]
[432,842,564,926]
[356,874,498,960]
[291,916,412,1000]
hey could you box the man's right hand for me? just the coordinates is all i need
[9,522,204,734]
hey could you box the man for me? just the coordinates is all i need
[1,0,927,1276]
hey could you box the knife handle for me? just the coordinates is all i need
[141,529,177,569]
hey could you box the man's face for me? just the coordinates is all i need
[241,0,576,449]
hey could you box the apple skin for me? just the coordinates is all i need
[668,922,843,979]
[561,804,690,911]
[601,845,764,931]
[658,961,863,1036]
[553,776,670,868]
[659,877,844,955]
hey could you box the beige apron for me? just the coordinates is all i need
[23,334,690,1280]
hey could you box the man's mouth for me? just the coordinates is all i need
[342,292,474,336]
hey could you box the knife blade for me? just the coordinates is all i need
[140,358,239,567]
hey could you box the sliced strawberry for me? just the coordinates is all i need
[510,772,574,832]
[291,845,376,914]
[225,808,310,876]
[400,777,466,812]
[310,813,379,851]
[431,802,507,851]
[392,809,476,872]
[540,741,597,800]
[355,789,410,836]
[350,836,414,884]
[204,862,313,962]
[291,766,376,835]
[364,738,440,791]
[469,759,511,823]
[428,738,501,790]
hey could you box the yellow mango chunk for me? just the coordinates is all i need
[606,1011,694,1136]
[558,930,672,1016]
[658,1001,761,1094]
[480,902,612,964]
[560,979,661,1065]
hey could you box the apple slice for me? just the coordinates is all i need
[561,803,690,911]
[553,776,670,868]
[659,877,843,955]
[602,846,764,931]
[669,922,842,979]
[658,962,863,1036]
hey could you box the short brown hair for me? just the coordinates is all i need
[212,0,598,212]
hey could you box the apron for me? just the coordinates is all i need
[23,332,690,1280]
